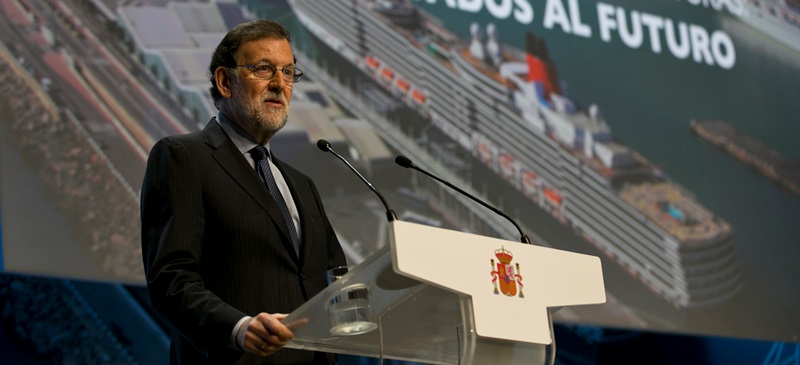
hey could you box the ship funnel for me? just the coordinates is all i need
[486,23,501,67]
[469,22,485,61]
[524,32,561,99]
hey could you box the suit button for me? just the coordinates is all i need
[300,273,306,281]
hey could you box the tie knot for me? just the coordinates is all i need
[251,145,269,162]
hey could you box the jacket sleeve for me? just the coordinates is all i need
[140,137,244,359]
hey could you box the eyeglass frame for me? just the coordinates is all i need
[231,62,303,83]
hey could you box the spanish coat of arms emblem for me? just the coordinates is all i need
[491,246,524,298]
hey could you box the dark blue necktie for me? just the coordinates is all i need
[251,146,301,258]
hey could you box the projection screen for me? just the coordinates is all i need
[1,0,798,344]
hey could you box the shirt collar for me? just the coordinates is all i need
[216,111,271,157]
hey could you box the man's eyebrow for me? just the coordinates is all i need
[252,59,295,67]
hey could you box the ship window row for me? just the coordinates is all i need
[476,112,561,164]
[473,98,501,120]
[693,274,741,294]
[581,165,613,187]
[479,87,512,108]
[571,205,682,283]
[451,57,509,96]
[314,23,360,47]
[567,193,680,267]
[578,164,614,189]
[431,106,471,126]
[310,20,361,47]
[491,109,572,160]
[564,177,675,257]
[429,97,471,117]
[476,124,562,181]
[363,34,406,55]
[472,118,563,177]
[560,159,583,177]
[683,257,738,279]
[364,41,408,64]
[681,248,737,270]
[358,10,406,37]
[686,271,740,293]
[334,32,364,51]
[421,62,467,90]
[688,284,741,307]
[418,52,457,76]
[424,81,470,104]
[679,237,735,259]
[568,175,687,255]
[432,115,473,141]
[368,47,416,75]
[471,112,496,127]
[411,65,456,92]
[304,6,360,33]
[361,20,411,51]
[568,195,683,277]
[575,220,684,292]
[677,235,733,254]
[495,101,526,125]
[430,96,470,114]
[557,148,582,167]
[313,7,359,29]
[571,200,685,280]
[308,16,359,35]
[364,35,408,59]
[307,2,352,15]
[680,243,736,264]
[683,259,738,282]
[565,195,676,266]
[565,177,671,253]
[430,108,470,129]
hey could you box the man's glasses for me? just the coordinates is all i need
[233,62,303,83]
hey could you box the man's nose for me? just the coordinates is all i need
[268,73,287,91]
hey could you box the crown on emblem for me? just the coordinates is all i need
[494,246,513,264]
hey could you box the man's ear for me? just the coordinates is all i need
[214,66,232,99]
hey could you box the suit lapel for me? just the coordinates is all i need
[203,120,297,257]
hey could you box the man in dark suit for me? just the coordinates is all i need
[140,20,347,365]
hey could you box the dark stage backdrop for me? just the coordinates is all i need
[1,0,798,344]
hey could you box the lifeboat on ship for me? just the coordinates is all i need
[499,153,516,180]
[365,55,380,71]
[411,89,426,105]
[522,170,538,198]
[380,67,395,85]
[543,187,562,207]
[476,139,496,164]
[395,77,410,95]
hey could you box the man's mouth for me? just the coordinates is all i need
[264,98,284,107]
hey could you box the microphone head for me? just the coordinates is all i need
[316,139,331,152]
[395,155,415,168]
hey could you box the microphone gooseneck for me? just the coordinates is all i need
[394,155,532,244]
[317,139,397,222]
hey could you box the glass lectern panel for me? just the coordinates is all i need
[283,246,473,364]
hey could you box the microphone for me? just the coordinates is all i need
[316,139,397,222]
[395,155,532,245]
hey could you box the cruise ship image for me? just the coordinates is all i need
[739,0,800,53]
[287,0,741,308]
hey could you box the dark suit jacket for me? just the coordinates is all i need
[140,119,346,365]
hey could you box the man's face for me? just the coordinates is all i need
[226,37,294,142]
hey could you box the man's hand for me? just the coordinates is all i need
[240,313,294,357]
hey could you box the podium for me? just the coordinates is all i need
[284,221,606,364]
